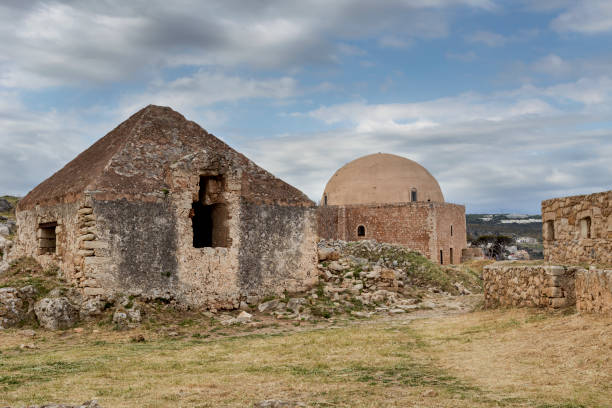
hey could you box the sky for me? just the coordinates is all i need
[1,0,611,214]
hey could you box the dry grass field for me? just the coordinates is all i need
[1,306,610,408]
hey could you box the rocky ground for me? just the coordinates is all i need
[1,239,485,334]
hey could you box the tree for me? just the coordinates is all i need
[472,235,513,260]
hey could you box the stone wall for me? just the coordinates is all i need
[483,263,576,309]
[542,190,611,265]
[576,268,612,315]
[461,247,484,262]
[316,202,466,265]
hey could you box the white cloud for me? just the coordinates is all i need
[465,30,508,46]
[0,92,96,196]
[551,0,612,33]
[242,77,612,211]
[378,36,412,49]
[465,28,539,47]
[0,0,495,89]
[118,71,298,119]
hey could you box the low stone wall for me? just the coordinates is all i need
[483,263,576,309]
[576,269,612,315]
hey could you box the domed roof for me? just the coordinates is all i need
[322,153,444,205]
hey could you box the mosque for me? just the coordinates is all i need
[317,153,467,265]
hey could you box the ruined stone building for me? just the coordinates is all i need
[317,153,467,265]
[13,105,317,309]
[542,189,611,265]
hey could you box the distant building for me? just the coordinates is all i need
[516,236,538,244]
[317,153,467,265]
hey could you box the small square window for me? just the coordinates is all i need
[38,222,57,254]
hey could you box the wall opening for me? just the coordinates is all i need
[38,222,57,255]
[357,225,366,237]
[580,217,591,239]
[440,249,443,265]
[324,195,328,206]
[192,175,229,248]
[544,220,555,241]
[451,225,453,236]
[411,189,417,202]
[450,248,453,264]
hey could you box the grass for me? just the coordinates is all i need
[1,307,610,407]
[0,257,62,297]
[343,241,483,294]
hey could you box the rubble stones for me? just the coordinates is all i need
[258,300,280,313]
[34,297,79,330]
[317,247,340,261]
[0,286,38,329]
[0,198,12,212]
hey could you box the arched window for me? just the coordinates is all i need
[357,225,366,237]
[580,217,591,239]
[411,189,417,202]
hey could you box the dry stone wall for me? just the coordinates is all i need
[542,190,611,265]
[483,263,576,309]
[576,268,612,315]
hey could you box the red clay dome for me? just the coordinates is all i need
[322,153,444,205]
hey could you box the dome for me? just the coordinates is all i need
[322,153,444,205]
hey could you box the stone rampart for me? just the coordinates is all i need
[483,263,576,309]
[576,268,612,315]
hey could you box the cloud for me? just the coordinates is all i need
[118,71,298,119]
[551,0,612,33]
[378,36,412,49]
[465,28,538,47]
[465,30,508,46]
[445,51,477,61]
[0,92,97,196]
[242,77,612,212]
[0,0,495,89]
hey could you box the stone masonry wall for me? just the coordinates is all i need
[576,268,612,315]
[316,202,466,265]
[542,190,611,265]
[483,263,576,309]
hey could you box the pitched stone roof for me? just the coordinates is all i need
[19,105,313,210]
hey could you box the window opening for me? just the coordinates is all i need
[544,220,555,241]
[411,189,417,202]
[324,195,327,206]
[38,222,57,254]
[357,225,366,237]
[192,175,229,248]
[580,217,591,239]
[450,248,453,264]
[451,225,453,236]
[440,249,444,265]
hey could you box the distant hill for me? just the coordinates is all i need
[467,213,542,240]
[0,195,20,220]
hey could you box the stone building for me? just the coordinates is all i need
[542,189,611,265]
[13,105,317,309]
[317,153,466,265]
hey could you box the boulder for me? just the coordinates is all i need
[318,247,340,261]
[0,198,12,212]
[0,288,27,328]
[0,285,38,329]
[286,297,307,313]
[236,310,252,323]
[258,299,280,313]
[34,297,79,330]
[79,298,106,319]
